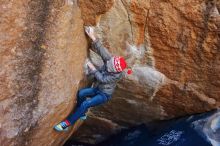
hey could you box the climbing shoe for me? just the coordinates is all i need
[80,115,87,121]
[54,120,70,132]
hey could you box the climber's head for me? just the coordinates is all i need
[106,56,127,73]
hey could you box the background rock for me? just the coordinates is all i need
[0,0,219,145]
[0,0,88,146]
[74,0,220,143]
[78,0,114,25]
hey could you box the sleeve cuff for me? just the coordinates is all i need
[92,39,102,48]
[90,69,98,74]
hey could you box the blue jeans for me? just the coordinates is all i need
[67,88,110,125]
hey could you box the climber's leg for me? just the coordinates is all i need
[54,88,98,132]
[76,87,98,107]
[53,120,70,132]
[67,92,109,125]
[76,87,99,119]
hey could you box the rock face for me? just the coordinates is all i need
[0,0,219,145]
[0,0,88,146]
[73,0,220,143]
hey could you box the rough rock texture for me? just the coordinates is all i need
[73,0,220,143]
[0,0,88,146]
[78,0,114,25]
[0,0,220,145]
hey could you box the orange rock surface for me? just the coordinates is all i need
[75,0,220,143]
[0,1,87,146]
[0,0,219,145]
[78,0,114,25]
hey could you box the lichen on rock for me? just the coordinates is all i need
[0,0,87,146]
[74,0,220,143]
[0,0,220,145]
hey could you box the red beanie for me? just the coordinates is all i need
[113,56,127,72]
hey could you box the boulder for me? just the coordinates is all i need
[0,0,219,145]
[0,0,88,145]
[74,0,220,143]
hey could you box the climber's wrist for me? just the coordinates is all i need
[91,36,97,42]
[87,61,96,71]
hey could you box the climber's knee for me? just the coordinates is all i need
[77,89,84,98]
[77,88,97,98]
[80,100,91,111]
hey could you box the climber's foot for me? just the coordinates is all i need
[54,120,70,132]
[80,115,87,121]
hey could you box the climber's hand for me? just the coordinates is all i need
[87,61,96,71]
[85,26,96,41]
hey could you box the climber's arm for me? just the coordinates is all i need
[92,39,112,61]
[87,61,120,83]
[93,71,120,83]
[85,26,112,61]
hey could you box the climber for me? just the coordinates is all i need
[54,27,132,132]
